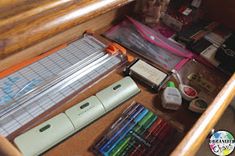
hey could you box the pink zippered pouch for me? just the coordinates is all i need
[104,17,194,70]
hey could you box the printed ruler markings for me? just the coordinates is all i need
[48,53,71,70]
[0,36,122,136]
[38,58,61,76]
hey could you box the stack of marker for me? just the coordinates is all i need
[93,103,179,156]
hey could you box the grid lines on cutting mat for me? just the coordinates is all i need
[0,36,121,136]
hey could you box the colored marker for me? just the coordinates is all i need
[109,104,141,130]
[100,104,144,145]
[119,114,158,156]
[110,112,157,156]
[146,118,163,137]
[147,125,171,155]
[95,104,141,150]
[93,104,179,156]
[129,119,167,156]
[152,128,176,155]
[99,107,148,155]
[101,109,149,156]
[146,124,172,156]
[133,124,170,156]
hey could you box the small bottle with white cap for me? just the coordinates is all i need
[161,81,182,110]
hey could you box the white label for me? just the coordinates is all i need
[130,60,167,86]
[200,45,220,66]
[205,32,225,46]
[182,8,192,16]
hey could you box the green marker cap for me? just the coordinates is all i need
[167,81,175,88]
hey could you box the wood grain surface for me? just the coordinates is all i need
[0,0,234,156]
[0,0,75,30]
[0,6,130,72]
[0,0,134,59]
[0,136,22,156]
[171,73,235,156]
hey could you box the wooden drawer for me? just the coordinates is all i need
[0,0,234,156]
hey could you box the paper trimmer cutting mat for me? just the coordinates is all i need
[0,35,125,136]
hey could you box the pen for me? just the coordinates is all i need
[151,128,176,155]
[146,126,171,156]
[139,123,171,156]
[109,111,157,156]
[129,118,167,156]
[118,114,157,156]
[95,104,141,150]
[99,105,148,154]
[101,108,149,156]
[146,124,173,156]
[148,122,170,144]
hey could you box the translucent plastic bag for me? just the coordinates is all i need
[104,17,194,70]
